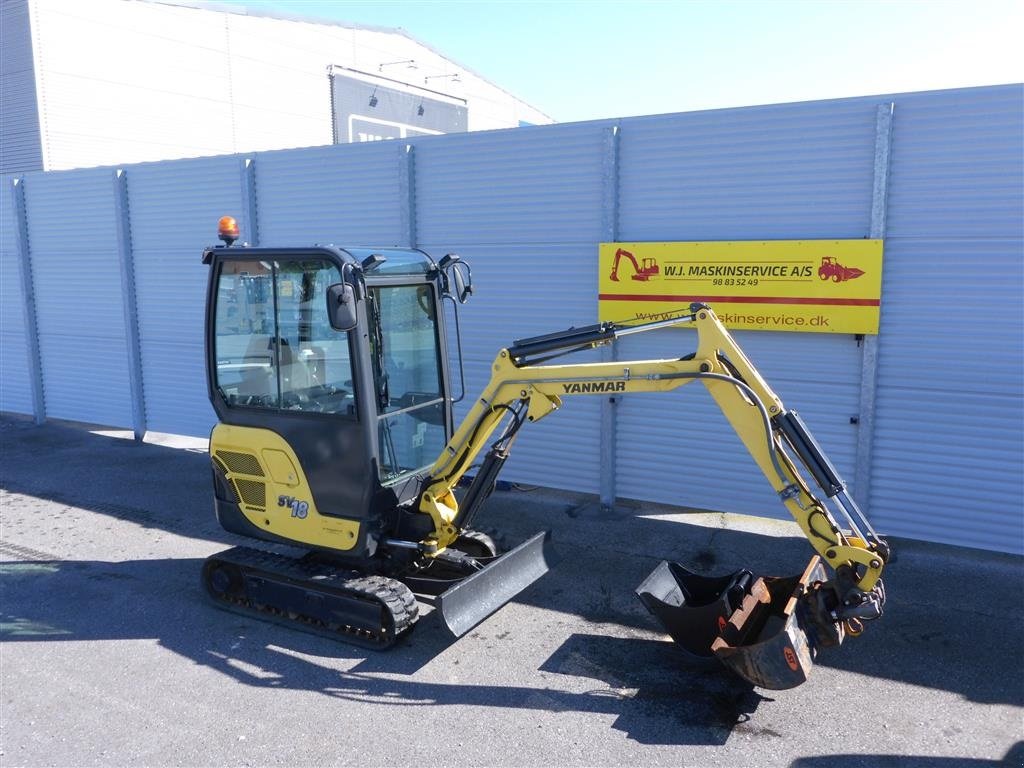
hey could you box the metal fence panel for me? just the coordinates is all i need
[429,243,605,494]
[869,85,1024,553]
[618,99,878,241]
[255,142,407,247]
[127,155,244,436]
[0,175,34,413]
[885,85,1024,239]
[23,168,132,426]
[415,121,612,247]
[614,327,862,519]
[415,123,612,492]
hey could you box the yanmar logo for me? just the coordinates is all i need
[562,381,626,394]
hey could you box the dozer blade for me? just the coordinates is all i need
[438,530,558,638]
[637,556,841,690]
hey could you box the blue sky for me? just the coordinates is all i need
[211,0,1023,122]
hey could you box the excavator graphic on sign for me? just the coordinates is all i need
[609,248,660,282]
[818,256,864,283]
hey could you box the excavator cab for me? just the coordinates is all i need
[201,226,556,645]
[205,245,453,553]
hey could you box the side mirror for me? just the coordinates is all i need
[451,262,472,304]
[439,254,473,305]
[326,283,358,331]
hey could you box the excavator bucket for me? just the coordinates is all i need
[636,556,839,690]
[437,530,558,638]
[636,562,754,658]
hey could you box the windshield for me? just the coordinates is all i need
[213,259,355,415]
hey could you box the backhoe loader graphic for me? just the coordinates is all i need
[609,247,660,281]
[818,256,865,283]
[200,217,888,690]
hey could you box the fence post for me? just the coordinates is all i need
[399,143,416,247]
[239,156,260,246]
[853,102,895,507]
[599,124,620,511]
[113,169,146,440]
[10,177,45,424]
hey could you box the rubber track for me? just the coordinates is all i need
[202,546,418,649]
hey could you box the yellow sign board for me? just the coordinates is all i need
[598,240,884,334]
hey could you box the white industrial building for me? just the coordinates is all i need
[0,0,552,173]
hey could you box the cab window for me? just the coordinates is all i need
[368,284,446,481]
[213,259,355,415]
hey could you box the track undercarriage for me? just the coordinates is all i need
[202,546,419,648]
[201,530,556,647]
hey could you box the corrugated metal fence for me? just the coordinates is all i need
[2,84,1022,554]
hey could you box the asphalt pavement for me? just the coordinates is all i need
[1,416,1021,767]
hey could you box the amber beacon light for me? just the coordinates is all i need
[217,216,240,246]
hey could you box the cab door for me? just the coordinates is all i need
[365,281,450,484]
[205,249,375,548]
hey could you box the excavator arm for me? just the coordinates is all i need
[418,303,888,687]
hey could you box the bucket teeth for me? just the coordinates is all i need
[636,555,841,690]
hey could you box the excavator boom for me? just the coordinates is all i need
[417,304,888,688]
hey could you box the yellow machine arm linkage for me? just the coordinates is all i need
[419,304,888,599]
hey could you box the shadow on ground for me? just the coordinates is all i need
[2,416,1022,734]
[1,552,767,746]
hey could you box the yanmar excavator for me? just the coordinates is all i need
[201,218,888,689]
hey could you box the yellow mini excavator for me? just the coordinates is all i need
[200,218,888,689]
